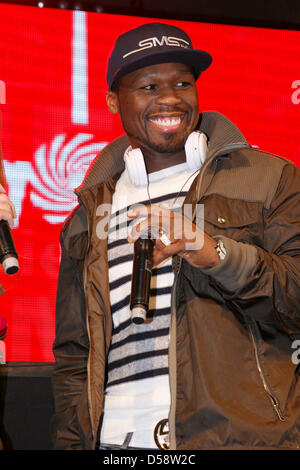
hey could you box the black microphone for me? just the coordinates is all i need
[0,220,19,274]
[130,236,154,324]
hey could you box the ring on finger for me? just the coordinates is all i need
[159,230,171,247]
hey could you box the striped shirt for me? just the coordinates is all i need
[100,161,199,448]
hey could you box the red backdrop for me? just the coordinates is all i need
[0,4,299,362]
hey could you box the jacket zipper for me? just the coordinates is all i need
[168,272,179,450]
[248,324,285,421]
[77,195,95,444]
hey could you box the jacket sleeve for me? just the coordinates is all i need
[182,162,300,334]
[51,211,90,450]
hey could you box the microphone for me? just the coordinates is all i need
[130,236,154,324]
[0,220,19,274]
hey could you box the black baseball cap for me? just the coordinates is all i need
[107,22,213,90]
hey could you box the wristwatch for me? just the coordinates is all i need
[214,238,227,261]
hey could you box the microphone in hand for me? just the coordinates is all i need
[0,220,19,274]
[130,236,154,324]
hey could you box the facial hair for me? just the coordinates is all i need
[125,126,191,155]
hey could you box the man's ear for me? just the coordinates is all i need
[105,91,119,114]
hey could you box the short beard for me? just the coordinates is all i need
[151,138,186,154]
[132,131,188,155]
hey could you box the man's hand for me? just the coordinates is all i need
[127,204,220,269]
[0,184,16,229]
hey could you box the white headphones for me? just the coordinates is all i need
[124,131,208,187]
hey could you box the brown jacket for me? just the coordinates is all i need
[51,111,300,450]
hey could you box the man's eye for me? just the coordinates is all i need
[141,84,156,91]
[176,81,190,87]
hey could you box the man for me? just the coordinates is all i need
[51,22,300,450]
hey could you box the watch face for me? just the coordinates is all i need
[215,239,226,260]
[154,419,170,450]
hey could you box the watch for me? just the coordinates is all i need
[214,238,227,261]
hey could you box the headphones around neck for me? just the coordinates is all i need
[124,131,208,187]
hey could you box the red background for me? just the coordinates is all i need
[0,3,299,362]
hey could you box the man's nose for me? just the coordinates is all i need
[155,86,182,106]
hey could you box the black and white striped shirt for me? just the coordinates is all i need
[100,162,199,448]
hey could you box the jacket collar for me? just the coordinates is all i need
[76,111,249,196]
[199,111,249,160]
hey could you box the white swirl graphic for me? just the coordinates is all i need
[30,133,106,224]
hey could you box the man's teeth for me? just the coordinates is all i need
[150,117,181,127]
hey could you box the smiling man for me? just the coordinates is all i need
[51,22,300,451]
[106,62,200,171]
